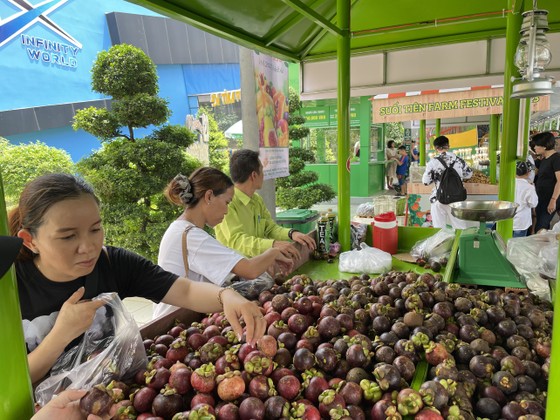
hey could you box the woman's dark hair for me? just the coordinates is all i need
[516,161,529,176]
[531,131,556,150]
[165,167,233,209]
[433,136,450,149]
[387,140,396,148]
[8,173,99,261]
[398,145,406,151]
[229,149,261,183]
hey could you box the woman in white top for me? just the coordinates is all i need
[385,140,399,189]
[153,168,293,318]
[514,161,539,237]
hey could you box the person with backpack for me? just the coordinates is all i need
[422,135,475,228]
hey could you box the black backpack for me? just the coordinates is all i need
[435,156,467,204]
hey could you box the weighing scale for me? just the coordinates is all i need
[449,201,525,288]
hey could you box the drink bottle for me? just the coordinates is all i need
[316,212,329,255]
[326,208,337,243]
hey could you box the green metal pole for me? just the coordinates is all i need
[496,0,523,242]
[0,172,34,419]
[359,96,371,166]
[547,244,560,416]
[519,98,531,159]
[336,0,351,251]
[419,119,427,166]
[489,114,500,184]
[435,118,441,137]
[316,129,326,163]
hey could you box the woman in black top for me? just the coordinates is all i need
[532,131,560,232]
[9,173,266,384]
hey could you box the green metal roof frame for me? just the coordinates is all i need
[127,0,560,63]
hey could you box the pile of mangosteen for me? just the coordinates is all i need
[76,271,551,420]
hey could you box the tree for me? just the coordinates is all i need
[0,139,74,209]
[275,88,335,209]
[386,122,404,144]
[74,44,200,261]
[198,107,229,173]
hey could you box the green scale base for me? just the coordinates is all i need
[454,227,525,288]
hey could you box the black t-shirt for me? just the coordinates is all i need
[535,152,560,202]
[17,246,178,352]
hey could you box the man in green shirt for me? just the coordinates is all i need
[215,149,316,259]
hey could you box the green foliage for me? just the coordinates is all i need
[72,107,121,141]
[91,44,158,99]
[198,107,229,173]
[74,43,201,261]
[386,122,404,144]
[0,140,74,208]
[147,125,197,148]
[78,138,200,260]
[111,94,170,130]
[276,90,335,209]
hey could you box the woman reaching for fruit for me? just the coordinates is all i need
[9,173,266,385]
[153,168,293,318]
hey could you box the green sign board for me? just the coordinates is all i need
[301,107,330,127]
[302,105,360,128]
[330,105,360,126]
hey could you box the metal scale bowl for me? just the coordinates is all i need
[449,200,525,288]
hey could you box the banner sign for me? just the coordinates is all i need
[260,147,290,179]
[210,89,241,107]
[372,88,550,123]
[252,51,289,180]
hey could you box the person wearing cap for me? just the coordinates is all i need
[8,173,266,384]
[513,161,539,237]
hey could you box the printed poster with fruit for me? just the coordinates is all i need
[253,51,289,180]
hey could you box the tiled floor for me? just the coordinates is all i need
[123,297,154,327]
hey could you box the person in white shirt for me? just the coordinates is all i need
[513,161,539,237]
[422,135,476,229]
[153,168,293,319]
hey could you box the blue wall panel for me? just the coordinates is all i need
[0,1,241,162]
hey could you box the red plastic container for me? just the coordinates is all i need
[372,211,398,254]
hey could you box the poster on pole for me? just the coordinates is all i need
[252,51,290,179]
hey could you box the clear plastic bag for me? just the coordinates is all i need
[507,233,559,302]
[34,293,147,407]
[410,227,455,260]
[350,222,368,250]
[228,272,275,300]
[339,242,392,274]
[355,202,376,218]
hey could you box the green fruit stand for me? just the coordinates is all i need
[2,0,560,418]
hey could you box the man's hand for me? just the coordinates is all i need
[273,240,301,260]
[291,231,316,251]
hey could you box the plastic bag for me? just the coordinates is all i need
[228,272,275,300]
[350,222,368,250]
[355,202,376,218]
[35,293,147,407]
[507,233,559,302]
[339,242,392,274]
[410,227,455,260]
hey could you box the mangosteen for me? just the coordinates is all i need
[315,346,338,372]
[293,348,316,371]
[492,370,518,395]
[264,396,289,419]
[346,344,369,368]
[393,355,416,382]
[475,397,501,420]
[373,363,402,391]
[239,396,265,420]
[346,367,370,384]
[317,316,341,340]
